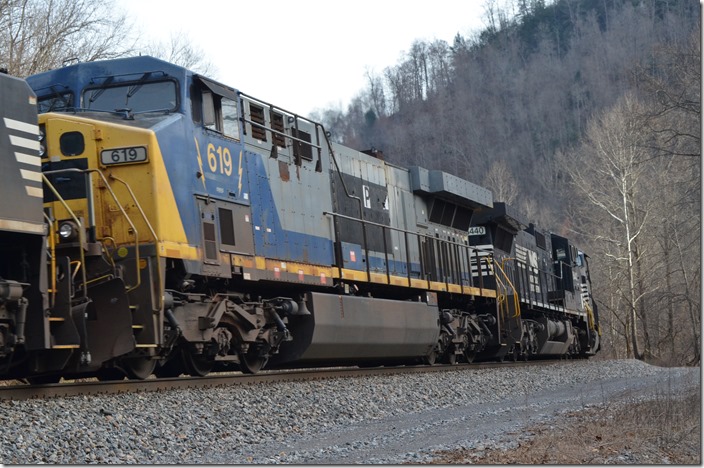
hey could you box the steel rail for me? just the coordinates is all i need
[0,360,563,401]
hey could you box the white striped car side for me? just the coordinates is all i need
[3,117,42,198]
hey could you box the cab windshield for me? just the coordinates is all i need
[83,80,177,113]
[38,92,74,113]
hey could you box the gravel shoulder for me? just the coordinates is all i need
[246,362,699,464]
[0,359,699,464]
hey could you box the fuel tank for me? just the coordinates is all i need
[270,292,440,366]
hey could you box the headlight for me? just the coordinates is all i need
[38,125,46,157]
[58,221,78,241]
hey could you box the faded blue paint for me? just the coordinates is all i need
[246,151,334,265]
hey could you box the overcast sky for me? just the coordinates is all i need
[120,0,488,117]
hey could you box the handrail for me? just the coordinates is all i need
[43,212,57,307]
[539,260,571,281]
[41,174,88,300]
[100,236,118,270]
[584,301,600,334]
[108,173,162,312]
[485,257,521,319]
[42,168,141,292]
[238,92,320,127]
[88,169,141,293]
[70,261,82,282]
[498,257,521,318]
[237,91,324,169]
[241,117,322,151]
[324,211,495,253]
[486,258,507,321]
[324,210,495,292]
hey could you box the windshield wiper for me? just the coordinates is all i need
[35,84,72,112]
[88,76,114,104]
[46,86,71,111]
[126,72,153,101]
[133,107,173,115]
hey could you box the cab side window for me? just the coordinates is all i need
[191,79,240,141]
[221,98,239,140]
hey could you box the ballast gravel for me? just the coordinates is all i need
[0,359,698,464]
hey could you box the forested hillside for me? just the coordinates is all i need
[314,0,701,365]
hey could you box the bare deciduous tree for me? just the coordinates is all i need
[563,94,653,360]
[484,160,518,205]
[364,68,388,119]
[0,0,134,76]
[139,32,216,76]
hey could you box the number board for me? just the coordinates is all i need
[100,146,148,166]
[468,226,486,236]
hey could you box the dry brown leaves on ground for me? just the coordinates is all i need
[426,389,701,464]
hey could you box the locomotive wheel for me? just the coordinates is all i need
[26,374,61,385]
[358,361,382,368]
[122,357,157,380]
[154,356,184,378]
[422,350,436,366]
[239,351,268,374]
[96,368,125,381]
[423,341,441,365]
[181,350,214,377]
[511,347,520,362]
[464,350,476,364]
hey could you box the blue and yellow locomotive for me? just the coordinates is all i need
[0,56,599,381]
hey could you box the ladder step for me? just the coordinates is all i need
[48,317,65,322]
[52,344,80,349]
[135,344,158,348]
[132,325,144,329]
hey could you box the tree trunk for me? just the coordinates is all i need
[663,236,675,361]
[634,244,651,360]
[623,175,642,361]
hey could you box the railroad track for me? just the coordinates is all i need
[0,360,559,401]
